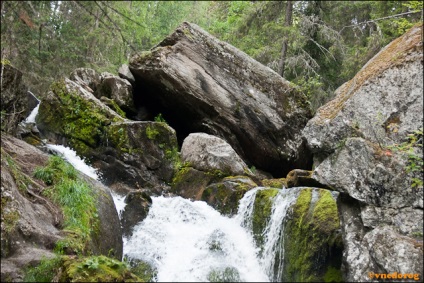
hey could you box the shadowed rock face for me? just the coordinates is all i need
[129,22,313,177]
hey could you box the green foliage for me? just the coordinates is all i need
[33,155,99,254]
[389,128,423,189]
[165,146,182,170]
[154,113,167,123]
[24,255,63,282]
[63,255,142,282]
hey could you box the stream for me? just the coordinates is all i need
[22,100,299,282]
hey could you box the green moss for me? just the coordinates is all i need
[262,178,287,188]
[171,165,192,187]
[128,259,157,282]
[38,79,124,157]
[324,266,343,282]
[312,190,340,234]
[106,98,126,118]
[145,125,159,140]
[252,188,279,252]
[61,255,143,282]
[34,155,99,255]
[282,188,343,282]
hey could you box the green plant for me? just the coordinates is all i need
[24,255,63,282]
[154,113,167,123]
[33,156,99,254]
[389,128,423,188]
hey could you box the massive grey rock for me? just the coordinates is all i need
[129,22,312,177]
[303,25,423,164]
[181,133,253,176]
[1,64,28,135]
[303,25,424,281]
[313,137,423,209]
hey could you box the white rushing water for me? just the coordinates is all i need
[46,144,100,180]
[261,188,299,281]
[25,100,40,123]
[110,192,127,220]
[124,188,300,282]
[124,195,269,282]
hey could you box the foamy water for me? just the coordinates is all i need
[45,144,99,180]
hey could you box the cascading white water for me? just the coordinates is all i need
[124,187,300,282]
[46,144,100,180]
[260,188,299,281]
[124,195,269,282]
[25,99,40,123]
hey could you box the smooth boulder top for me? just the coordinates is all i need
[181,132,252,176]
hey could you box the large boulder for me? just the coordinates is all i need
[302,25,423,281]
[303,24,423,165]
[0,63,29,135]
[129,22,313,177]
[95,120,178,189]
[181,133,253,177]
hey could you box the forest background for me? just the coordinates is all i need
[1,1,422,112]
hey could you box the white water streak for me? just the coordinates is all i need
[45,144,99,180]
[260,188,299,281]
[25,102,40,123]
[110,191,127,220]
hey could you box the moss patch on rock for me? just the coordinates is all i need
[201,176,257,216]
[37,80,123,157]
[61,255,143,282]
[282,188,343,282]
[262,178,287,188]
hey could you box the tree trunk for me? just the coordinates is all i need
[278,0,293,77]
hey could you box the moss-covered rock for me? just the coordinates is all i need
[171,166,219,200]
[37,78,124,157]
[261,178,287,188]
[282,188,343,282]
[126,258,157,282]
[285,169,324,188]
[60,255,144,282]
[201,176,257,216]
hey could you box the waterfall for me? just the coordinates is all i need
[25,99,40,123]
[45,144,100,180]
[123,187,300,282]
[124,195,269,282]
[21,102,302,282]
[260,188,299,281]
